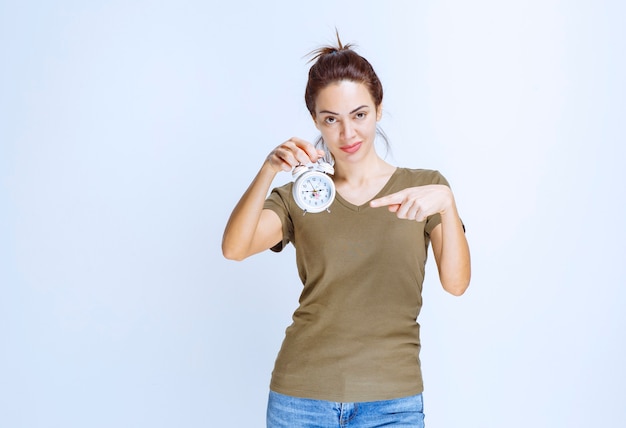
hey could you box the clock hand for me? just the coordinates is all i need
[305,181,322,197]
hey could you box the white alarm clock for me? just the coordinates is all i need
[292,159,336,214]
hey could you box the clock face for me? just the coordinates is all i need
[293,171,335,213]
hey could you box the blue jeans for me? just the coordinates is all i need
[267,391,425,427]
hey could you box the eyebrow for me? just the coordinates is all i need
[318,105,370,115]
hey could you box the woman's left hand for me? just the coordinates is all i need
[369,184,453,221]
[372,184,470,295]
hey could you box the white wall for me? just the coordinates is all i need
[2,1,625,426]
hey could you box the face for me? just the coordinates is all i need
[313,80,382,162]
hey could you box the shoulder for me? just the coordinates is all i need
[268,181,293,197]
[395,167,450,187]
[264,181,295,214]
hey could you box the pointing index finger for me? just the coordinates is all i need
[370,192,402,208]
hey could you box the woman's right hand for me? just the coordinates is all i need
[222,137,325,261]
[266,137,326,173]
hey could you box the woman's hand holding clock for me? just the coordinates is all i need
[222,136,324,260]
[266,137,326,173]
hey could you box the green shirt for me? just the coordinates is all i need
[264,168,449,402]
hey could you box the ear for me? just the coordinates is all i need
[376,103,383,121]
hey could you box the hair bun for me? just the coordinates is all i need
[307,29,355,63]
[304,29,383,117]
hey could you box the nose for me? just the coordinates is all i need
[341,120,356,140]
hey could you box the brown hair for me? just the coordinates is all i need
[304,32,384,116]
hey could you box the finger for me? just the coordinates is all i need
[267,156,293,173]
[272,142,310,168]
[370,192,404,208]
[279,161,292,172]
[270,153,297,172]
[289,137,320,163]
[387,204,400,213]
[394,199,413,220]
[405,199,422,220]
[272,147,300,170]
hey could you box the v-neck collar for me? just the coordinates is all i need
[334,167,400,212]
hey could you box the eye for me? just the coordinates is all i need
[355,111,367,119]
[324,116,337,125]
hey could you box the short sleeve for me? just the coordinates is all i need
[422,170,464,236]
[263,183,295,252]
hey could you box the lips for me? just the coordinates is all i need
[340,142,362,154]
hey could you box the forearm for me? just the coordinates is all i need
[221,161,278,260]
[437,205,471,296]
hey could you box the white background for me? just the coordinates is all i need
[2,1,625,427]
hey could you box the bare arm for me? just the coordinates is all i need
[429,200,471,296]
[370,184,471,295]
[221,138,324,261]
[221,162,283,261]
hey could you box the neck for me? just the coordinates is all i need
[333,155,395,186]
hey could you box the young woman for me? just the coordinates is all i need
[222,35,470,428]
